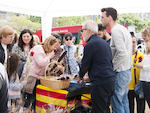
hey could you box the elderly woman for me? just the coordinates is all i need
[22,36,59,111]
[0,25,15,67]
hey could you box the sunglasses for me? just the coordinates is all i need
[65,38,72,41]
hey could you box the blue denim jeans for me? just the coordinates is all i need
[112,70,131,113]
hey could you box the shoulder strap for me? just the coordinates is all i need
[0,73,4,81]
[0,73,4,90]
[133,51,138,84]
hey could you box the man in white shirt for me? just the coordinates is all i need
[101,7,132,113]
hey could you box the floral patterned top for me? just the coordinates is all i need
[12,43,30,62]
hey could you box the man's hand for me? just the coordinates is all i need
[77,76,83,84]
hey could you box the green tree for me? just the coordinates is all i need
[7,15,41,33]
[118,14,150,32]
[27,16,41,23]
[54,16,94,27]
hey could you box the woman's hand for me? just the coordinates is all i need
[77,76,83,84]
[48,50,55,59]
[135,63,143,69]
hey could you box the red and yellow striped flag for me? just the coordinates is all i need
[36,85,91,113]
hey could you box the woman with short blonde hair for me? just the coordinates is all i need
[0,25,15,67]
[0,25,15,40]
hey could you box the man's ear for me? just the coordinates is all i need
[103,30,107,34]
[103,30,106,33]
[108,15,112,21]
[1,34,5,39]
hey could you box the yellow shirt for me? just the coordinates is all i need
[128,51,144,90]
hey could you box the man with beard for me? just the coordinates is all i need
[98,24,111,45]
[101,7,132,113]
[78,20,115,113]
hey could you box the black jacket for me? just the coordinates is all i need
[0,43,11,64]
[79,34,115,85]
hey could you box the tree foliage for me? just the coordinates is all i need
[54,16,100,27]
[27,16,41,23]
[0,15,41,34]
[117,14,150,32]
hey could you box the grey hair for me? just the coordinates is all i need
[82,20,98,34]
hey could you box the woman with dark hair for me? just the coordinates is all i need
[12,29,34,78]
[7,53,26,108]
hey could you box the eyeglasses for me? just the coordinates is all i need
[81,29,87,32]
[7,35,15,39]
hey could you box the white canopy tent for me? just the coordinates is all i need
[0,0,150,41]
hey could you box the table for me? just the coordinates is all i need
[36,85,91,113]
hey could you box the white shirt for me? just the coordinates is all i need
[0,63,9,89]
[140,54,150,82]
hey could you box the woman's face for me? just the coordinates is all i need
[2,34,14,45]
[55,39,61,50]
[22,33,32,45]
[142,35,150,43]
[50,42,59,52]
[132,37,137,49]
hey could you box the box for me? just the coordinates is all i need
[40,76,70,90]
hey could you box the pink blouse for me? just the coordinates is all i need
[22,45,50,79]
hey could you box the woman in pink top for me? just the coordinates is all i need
[22,36,59,111]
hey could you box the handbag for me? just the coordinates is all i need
[22,76,37,94]
[21,52,37,94]
[134,81,144,96]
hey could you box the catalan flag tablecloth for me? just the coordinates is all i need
[36,85,91,113]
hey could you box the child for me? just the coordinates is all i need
[7,53,26,109]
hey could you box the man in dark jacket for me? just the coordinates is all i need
[78,20,115,113]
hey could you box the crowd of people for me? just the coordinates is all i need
[0,7,150,113]
[0,25,80,112]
